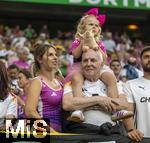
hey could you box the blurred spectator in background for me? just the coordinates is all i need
[57,30,64,40]
[40,24,50,39]
[11,31,27,50]
[121,57,143,80]
[12,46,30,69]
[24,24,36,40]
[134,39,144,51]
[110,59,127,93]
[4,26,12,38]
[7,64,19,81]
[110,59,125,82]
[116,34,132,65]
[36,33,47,44]
[7,64,23,96]
[113,32,121,44]
[133,39,144,68]
[12,25,22,37]
[17,69,32,118]
[103,32,116,54]
[63,38,74,70]
[55,44,69,77]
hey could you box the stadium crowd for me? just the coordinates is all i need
[0,8,150,142]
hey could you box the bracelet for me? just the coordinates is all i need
[128,129,134,132]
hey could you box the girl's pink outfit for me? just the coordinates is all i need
[65,38,107,83]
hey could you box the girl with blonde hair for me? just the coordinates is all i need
[66,8,133,122]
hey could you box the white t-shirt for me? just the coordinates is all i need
[123,77,150,137]
[64,79,123,126]
[0,94,17,127]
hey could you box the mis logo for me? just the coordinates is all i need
[5,119,48,140]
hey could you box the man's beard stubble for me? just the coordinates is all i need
[142,63,150,73]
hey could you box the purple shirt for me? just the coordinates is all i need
[37,77,63,132]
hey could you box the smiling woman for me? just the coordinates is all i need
[25,42,63,132]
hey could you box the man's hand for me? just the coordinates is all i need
[98,97,116,113]
[128,129,144,142]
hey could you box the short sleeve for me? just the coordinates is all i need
[68,39,81,54]
[100,65,114,76]
[123,81,135,103]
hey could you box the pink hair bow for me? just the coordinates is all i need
[85,8,106,27]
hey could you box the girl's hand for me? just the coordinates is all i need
[84,30,93,39]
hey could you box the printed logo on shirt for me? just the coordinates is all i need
[51,92,57,96]
[138,85,145,90]
[100,85,106,94]
[82,88,87,92]
[140,97,150,103]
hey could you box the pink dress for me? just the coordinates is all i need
[65,38,107,83]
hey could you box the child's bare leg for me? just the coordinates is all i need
[72,72,84,97]
[100,72,133,121]
[101,72,118,99]
[68,72,85,122]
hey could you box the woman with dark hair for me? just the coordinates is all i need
[17,69,32,118]
[0,61,17,130]
[25,42,63,132]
